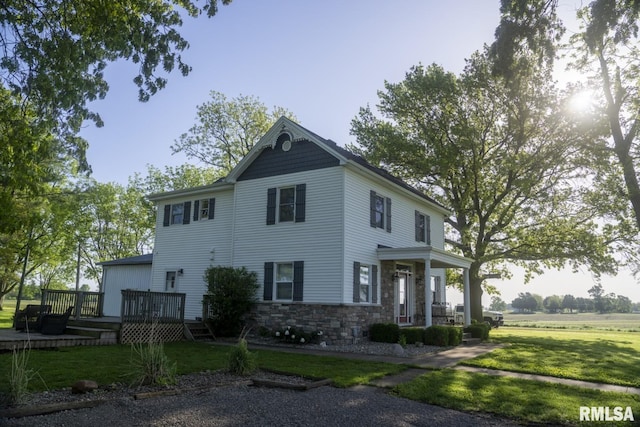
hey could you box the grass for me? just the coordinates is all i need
[503,312,640,331]
[0,300,39,329]
[394,369,639,426]
[0,342,405,394]
[462,327,640,387]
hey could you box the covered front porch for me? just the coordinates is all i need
[377,246,473,327]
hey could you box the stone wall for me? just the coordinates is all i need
[250,302,389,345]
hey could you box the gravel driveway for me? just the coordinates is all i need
[2,381,519,427]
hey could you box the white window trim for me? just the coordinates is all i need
[274,262,294,301]
[359,264,371,303]
[198,199,210,221]
[170,204,184,225]
[277,187,296,223]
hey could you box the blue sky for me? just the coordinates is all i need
[78,1,639,304]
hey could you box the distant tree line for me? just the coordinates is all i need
[497,284,637,314]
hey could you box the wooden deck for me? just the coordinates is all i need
[0,317,122,351]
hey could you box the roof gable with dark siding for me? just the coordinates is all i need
[237,138,340,181]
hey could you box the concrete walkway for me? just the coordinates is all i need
[364,343,640,395]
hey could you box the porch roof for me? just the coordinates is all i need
[376,246,472,269]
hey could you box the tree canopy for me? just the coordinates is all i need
[350,49,617,322]
[0,0,232,169]
[171,91,296,173]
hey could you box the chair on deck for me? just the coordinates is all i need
[15,304,52,332]
[39,306,74,335]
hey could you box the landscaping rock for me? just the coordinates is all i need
[71,380,98,394]
[391,343,406,357]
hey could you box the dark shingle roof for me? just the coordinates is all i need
[98,254,153,266]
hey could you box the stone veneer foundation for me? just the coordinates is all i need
[249,260,440,345]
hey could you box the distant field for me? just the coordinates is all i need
[503,311,640,331]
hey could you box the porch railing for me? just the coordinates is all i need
[41,290,104,320]
[121,290,185,323]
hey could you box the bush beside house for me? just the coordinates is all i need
[369,323,464,347]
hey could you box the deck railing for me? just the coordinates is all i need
[121,290,185,323]
[41,290,104,320]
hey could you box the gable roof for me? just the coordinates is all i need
[226,117,449,214]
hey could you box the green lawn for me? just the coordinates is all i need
[394,369,639,426]
[461,327,640,387]
[0,342,405,394]
[0,300,39,329]
[503,312,640,331]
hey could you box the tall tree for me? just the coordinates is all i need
[568,0,640,232]
[172,91,296,173]
[0,1,232,169]
[350,51,616,322]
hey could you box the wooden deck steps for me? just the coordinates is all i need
[184,321,215,341]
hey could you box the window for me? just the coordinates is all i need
[267,184,306,224]
[279,187,295,222]
[275,263,293,300]
[163,201,191,226]
[165,271,177,292]
[263,261,304,301]
[359,265,370,302]
[193,198,215,221]
[171,204,184,224]
[370,191,391,232]
[415,211,431,244]
[353,261,378,303]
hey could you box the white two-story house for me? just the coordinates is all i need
[143,117,472,343]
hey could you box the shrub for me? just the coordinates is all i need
[130,329,177,386]
[400,328,424,345]
[204,266,259,337]
[369,323,400,343]
[447,326,463,346]
[9,344,37,405]
[464,323,491,341]
[424,325,450,346]
[227,339,257,376]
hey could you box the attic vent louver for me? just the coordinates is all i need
[277,132,292,151]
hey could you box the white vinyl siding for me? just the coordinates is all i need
[232,167,344,304]
[102,264,151,316]
[151,189,234,320]
[342,168,446,303]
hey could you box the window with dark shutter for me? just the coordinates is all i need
[266,188,277,225]
[183,201,191,224]
[193,200,200,221]
[163,205,171,227]
[385,197,391,232]
[372,264,378,304]
[208,198,216,220]
[263,262,274,301]
[353,261,361,303]
[295,184,306,223]
[293,261,304,301]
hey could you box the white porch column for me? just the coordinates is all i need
[424,260,432,327]
[463,267,471,326]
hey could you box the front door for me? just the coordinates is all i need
[395,266,413,324]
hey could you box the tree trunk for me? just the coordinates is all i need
[468,263,484,323]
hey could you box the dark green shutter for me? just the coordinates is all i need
[353,261,360,303]
[295,184,306,223]
[266,188,276,225]
[263,262,274,301]
[163,205,171,227]
[193,200,200,221]
[372,264,378,304]
[385,197,391,232]
[370,191,377,227]
[293,261,304,301]
[208,198,215,220]
[183,201,191,224]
